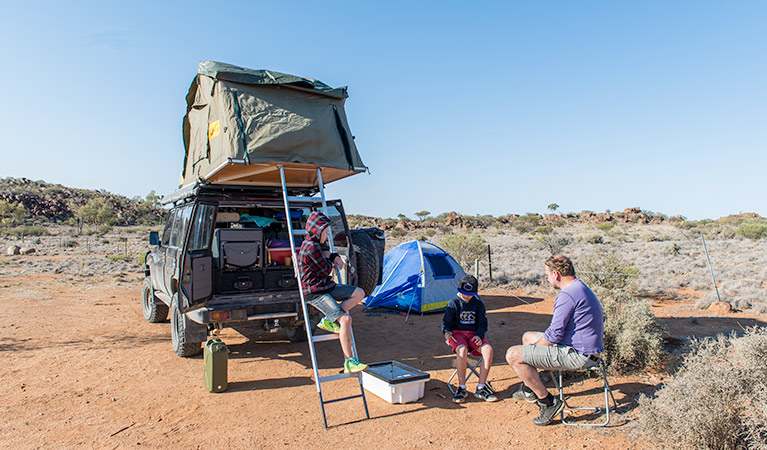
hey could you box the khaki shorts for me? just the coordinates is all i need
[522,332,598,371]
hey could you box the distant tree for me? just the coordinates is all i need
[397,213,408,221]
[78,198,118,226]
[146,190,162,208]
[0,200,28,228]
[547,203,560,213]
[415,210,431,221]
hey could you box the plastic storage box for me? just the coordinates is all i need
[361,361,430,404]
[267,247,292,265]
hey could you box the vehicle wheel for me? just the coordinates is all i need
[284,325,306,342]
[170,294,202,357]
[350,229,380,296]
[285,310,318,342]
[141,277,168,323]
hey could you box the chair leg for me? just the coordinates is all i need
[448,357,485,395]
[557,359,616,427]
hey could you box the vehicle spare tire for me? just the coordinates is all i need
[350,229,380,296]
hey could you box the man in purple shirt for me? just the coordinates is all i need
[505,255,604,426]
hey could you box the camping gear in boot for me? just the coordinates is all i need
[204,338,229,393]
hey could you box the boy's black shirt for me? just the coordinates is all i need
[441,295,488,339]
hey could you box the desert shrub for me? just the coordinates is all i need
[97,224,113,237]
[596,222,614,231]
[438,232,487,269]
[7,225,48,237]
[425,229,436,237]
[107,254,132,263]
[736,223,767,240]
[595,286,665,373]
[578,251,640,293]
[533,230,570,255]
[644,234,670,242]
[549,218,565,228]
[638,327,767,450]
[585,234,603,244]
[62,239,78,248]
[415,234,429,242]
[390,229,407,238]
[665,243,682,256]
[534,226,553,234]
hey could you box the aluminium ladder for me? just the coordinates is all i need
[277,165,370,428]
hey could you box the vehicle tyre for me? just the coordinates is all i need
[170,294,202,357]
[141,277,168,323]
[284,325,306,342]
[350,229,380,296]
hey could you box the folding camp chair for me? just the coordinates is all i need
[446,347,495,396]
[550,357,617,426]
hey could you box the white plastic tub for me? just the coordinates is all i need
[361,361,430,404]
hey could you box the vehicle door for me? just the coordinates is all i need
[151,209,177,292]
[164,205,193,296]
[323,201,352,284]
[179,203,216,312]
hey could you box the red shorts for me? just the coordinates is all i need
[446,330,489,353]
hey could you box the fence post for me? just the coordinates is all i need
[474,259,479,279]
[487,244,493,282]
[700,233,722,303]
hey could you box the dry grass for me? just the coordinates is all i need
[638,327,767,449]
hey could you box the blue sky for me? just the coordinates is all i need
[1,1,765,220]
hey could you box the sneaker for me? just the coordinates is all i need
[474,386,499,402]
[317,317,340,334]
[532,396,564,426]
[343,357,368,373]
[511,386,538,403]
[452,387,468,404]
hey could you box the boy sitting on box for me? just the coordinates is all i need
[442,275,498,403]
[298,211,367,373]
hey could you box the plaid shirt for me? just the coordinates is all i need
[298,212,338,294]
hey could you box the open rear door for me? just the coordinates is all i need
[179,204,216,312]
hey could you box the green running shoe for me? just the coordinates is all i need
[344,357,368,374]
[317,317,340,334]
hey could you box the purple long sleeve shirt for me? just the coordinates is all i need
[543,279,604,355]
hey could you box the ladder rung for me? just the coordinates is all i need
[319,372,361,383]
[286,196,321,203]
[292,230,308,235]
[322,393,365,405]
[312,334,340,343]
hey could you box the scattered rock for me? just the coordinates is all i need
[20,247,36,255]
[6,245,20,256]
[708,302,732,314]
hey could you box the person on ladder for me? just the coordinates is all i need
[298,211,368,373]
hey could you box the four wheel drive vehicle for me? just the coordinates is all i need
[142,183,384,357]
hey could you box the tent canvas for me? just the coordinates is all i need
[181,61,367,188]
[364,241,467,313]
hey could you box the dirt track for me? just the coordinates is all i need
[2,272,764,449]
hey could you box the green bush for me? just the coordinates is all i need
[534,226,553,234]
[595,286,666,373]
[97,224,113,237]
[578,251,640,293]
[585,234,603,244]
[438,232,487,269]
[736,223,767,240]
[596,222,614,231]
[7,225,48,237]
[425,229,437,237]
[390,229,407,238]
[107,254,132,263]
[638,327,767,450]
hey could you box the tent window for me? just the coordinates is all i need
[425,254,454,279]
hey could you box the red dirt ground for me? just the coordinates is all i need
[2,272,764,449]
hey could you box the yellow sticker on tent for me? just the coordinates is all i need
[208,120,221,140]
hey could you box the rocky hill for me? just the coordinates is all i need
[0,177,164,226]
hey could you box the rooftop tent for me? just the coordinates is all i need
[364,241,467,313]
[181,61,367,188]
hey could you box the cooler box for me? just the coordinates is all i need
[267,247,292,265]
[361,361,430,404]
[204,338,229,393]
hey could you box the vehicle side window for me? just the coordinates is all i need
[325,204,349,257]
[189,204,216,251]
[161,209,178,246]
[169,205,193,248]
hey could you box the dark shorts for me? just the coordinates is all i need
[446,330,490,354]
[306,284,358,323]
[522,332,598,370]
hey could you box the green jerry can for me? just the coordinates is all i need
[204,338,229,393]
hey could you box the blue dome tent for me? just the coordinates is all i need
[364,241,467,313]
